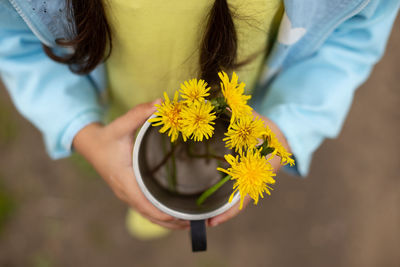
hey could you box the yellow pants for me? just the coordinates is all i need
[126,209,170,240]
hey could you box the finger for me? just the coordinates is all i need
[119,168,182,223]
[269,155,282,172]
[115,184,189,229]
[128,191,177,222]
[146,217,190,230]
[116,184,188,227]
[125,188,190,228]
[251,112,292,154]
[135,207,189,229]
[208,196,251,227]
[110,99,162,136]
[252,110,261,118]
[132,197,190,228]
[126,189,177,222]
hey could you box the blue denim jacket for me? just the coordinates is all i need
[0,0,399,175]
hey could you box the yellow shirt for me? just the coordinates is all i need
[105,0,283,117]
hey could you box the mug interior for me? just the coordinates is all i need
[134,119,239,219]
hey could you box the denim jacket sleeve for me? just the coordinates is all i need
[256,1,399,176]
[0,5,105,159]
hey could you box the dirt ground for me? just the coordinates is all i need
[0,15,399,267]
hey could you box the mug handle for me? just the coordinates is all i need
[190,220,207,252]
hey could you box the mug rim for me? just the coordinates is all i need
[132,114,240,220]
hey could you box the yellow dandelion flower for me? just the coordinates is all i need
[149,92,183,142]
[180,79,210,104]
[264,126,295,166]
[180,101,216,142]
[217,148,276,209]
[218,71,252,121]
[223,115,267,154]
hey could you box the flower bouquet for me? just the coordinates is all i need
[148,71,295,209]
[132,71,294,252]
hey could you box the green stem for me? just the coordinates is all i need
[187,142,225,161]
[156,137,177,192]
[187,141,197,157]
[168,146,177,192]
[196,175,231,206]
[151,142,176,174]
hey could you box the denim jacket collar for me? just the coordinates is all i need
[8,0,72,47]
[8,0,369,50]
[8,0,370,86]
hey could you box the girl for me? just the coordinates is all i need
[0,0,398,234]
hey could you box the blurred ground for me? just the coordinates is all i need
[0,16,399,267]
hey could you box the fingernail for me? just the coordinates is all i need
[210,220,219,227]
[152,98,162,105]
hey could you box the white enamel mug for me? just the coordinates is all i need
[133,114,239,251]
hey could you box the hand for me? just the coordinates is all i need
[73,100,189,230]
[207,112,291,227]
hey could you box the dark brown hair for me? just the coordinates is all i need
[43,0,239,85]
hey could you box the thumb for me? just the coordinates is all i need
[110,99,162,136]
